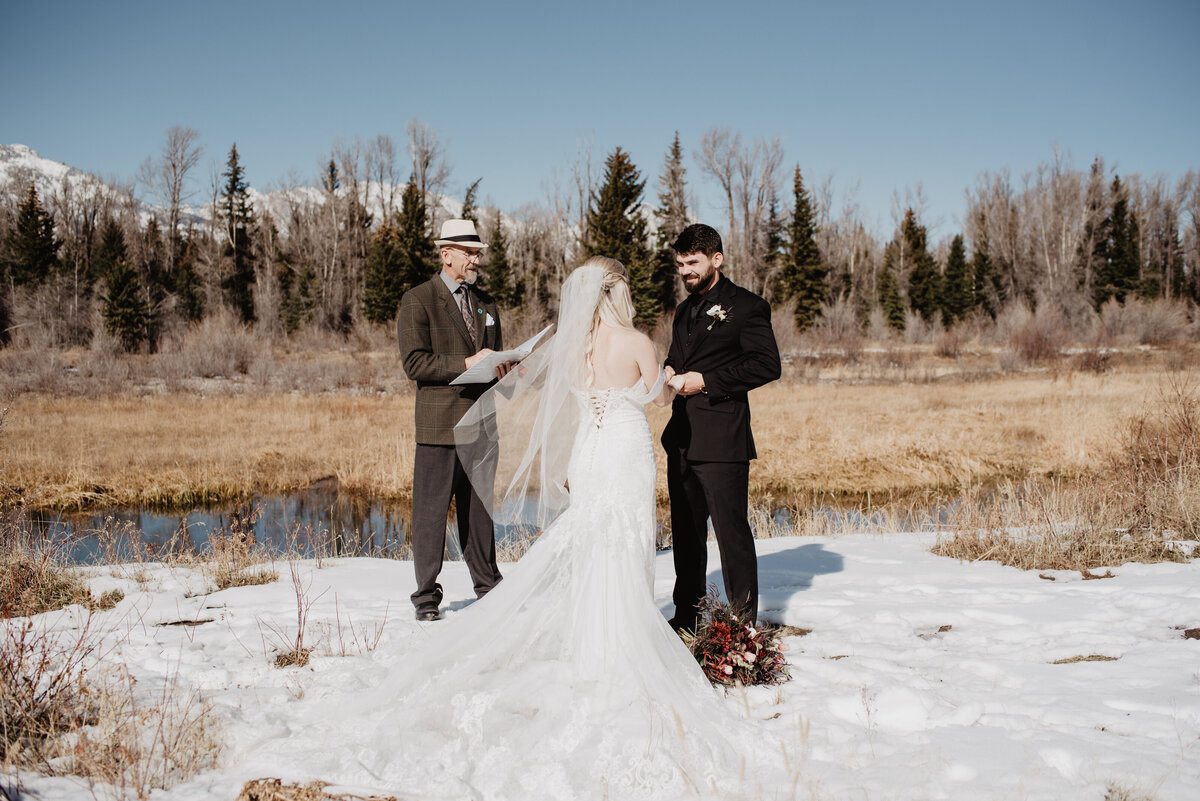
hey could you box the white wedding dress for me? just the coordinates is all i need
[326,372,774,800]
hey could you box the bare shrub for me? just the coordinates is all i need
[1109,374,1200,538]
[865,306,895,342]
[903,310,940,345]
[68,666,223,800]
[201,507,278,591]
[1100,298,1189,346]
[998,302,1067,365]
[0,516,109,618]
[265,562,323,668]
[811,297,863,363]
[933,326,963,358]
[0,613,103,766]
[158,307,264,379]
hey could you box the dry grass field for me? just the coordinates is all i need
[0,359,1187,514]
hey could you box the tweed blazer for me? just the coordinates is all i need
[398,275,502,445]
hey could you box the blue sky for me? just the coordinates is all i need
[2,0,1196,239]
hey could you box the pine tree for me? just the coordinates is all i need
[396,174,437,293]
[651,133,690,312]
[585,147,655,324]
[283,264,316,334]
[877,254,906,332]
[901,209,940,322]
[779,166,828,331]
[486,209,520,306]
[1094,176,1140,307]
[0,278,9,346]
[362,223,406,324]
[4,184,59,286]
[175,236,204,322]
[461,178,482,224]
[102,261,150,352]
[1075,157,1107,301]
[93,218,128,283]
[940,234,973,324]
[219,144,256,323]
[971,215,1000,319]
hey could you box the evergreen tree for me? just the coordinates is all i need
[486,209,521,306]
[877,254,906,332]
[940,234,973,324]
[362,223,406,324]
[971,214,1000,319]
[585,147,655,324]
[102,258,150,352]
[4,184,59,286]
[396,174,437,293]
[1166,225,1186,300]
[461,178,482,224]
[779,166,828,331]
[1094,176,1140,307]
[901,208,941,322]
[175,236,204,322]
[283,264,317,334]
[1075,157,1107,300]
[651,133,690,312]
[93,218,128,283]
[219,144,256,323]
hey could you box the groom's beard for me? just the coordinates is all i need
[683,267,716,294]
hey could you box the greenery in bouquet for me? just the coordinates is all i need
[680,589,790,687]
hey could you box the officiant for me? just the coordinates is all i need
[398,218,509,621]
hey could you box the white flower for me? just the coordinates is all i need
[722,665,734,675]
[744,651,756,663]
[705,304,731,330]
[747,627,757,637]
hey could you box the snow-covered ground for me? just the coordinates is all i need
[7,534,1198,800]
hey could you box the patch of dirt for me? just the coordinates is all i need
[156,618,214,626]
[1052,654,1119,664]
[1081,569,1116,580]
[238,778,396,801]
[1182,628,1200,640]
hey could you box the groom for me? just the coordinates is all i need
[663,224,781,630]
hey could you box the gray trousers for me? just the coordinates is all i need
[410,444,502,608]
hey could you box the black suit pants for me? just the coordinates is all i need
[667,451,758,626]
[410,444,502,608]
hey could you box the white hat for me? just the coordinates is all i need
[435,219,487,249]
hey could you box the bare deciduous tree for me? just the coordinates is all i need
[406,119,451,233]
[696,128,784,293]
[138,126,203,275]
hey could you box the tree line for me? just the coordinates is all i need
[2,125,1198,353]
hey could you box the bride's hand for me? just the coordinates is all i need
[667,375,686,392]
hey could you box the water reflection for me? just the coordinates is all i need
[26,488,959,566]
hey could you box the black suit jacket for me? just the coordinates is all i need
[662,274,781,462]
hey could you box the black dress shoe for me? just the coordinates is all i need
[415,603,442,621]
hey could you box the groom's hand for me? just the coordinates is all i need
[675,371,706,396]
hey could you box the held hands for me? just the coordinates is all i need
[670,370,705,396]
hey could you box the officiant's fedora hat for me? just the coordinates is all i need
[435,219,488,249]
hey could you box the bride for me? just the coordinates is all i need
[317,258,781,800]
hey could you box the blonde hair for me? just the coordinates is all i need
[579,256,634,386]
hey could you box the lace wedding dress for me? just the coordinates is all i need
[319,372,772,801]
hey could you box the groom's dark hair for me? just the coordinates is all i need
[672,224,723,258]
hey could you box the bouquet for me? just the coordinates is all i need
[679,589,790,687]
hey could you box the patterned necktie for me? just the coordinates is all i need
[457,286,477,346]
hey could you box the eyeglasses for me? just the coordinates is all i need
[452,248,482,262]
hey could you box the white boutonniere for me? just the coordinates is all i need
[706,304,731,330]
